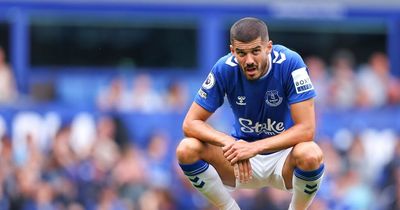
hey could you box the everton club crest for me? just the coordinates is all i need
[265,90,282,107]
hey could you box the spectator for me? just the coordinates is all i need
[0,133,12,209]
[12,112,45,166]
[92,116,120,173]
[97,77,131,112]
[163,81,189,113]
[0,46,18,104]
[360,129,397,183]
[336,168,374,210]
[356,52,391,108]
[144,132,173,189]
[129,74,163,113]
[379,137,400,209]
[33,182,57,210]
[328,49,358,109]
[69,113,96,160]
[305,55,330,109]
[95,186,128,210]
[111,144,149,208]
[138,188,176,210]
[98,74,163,113]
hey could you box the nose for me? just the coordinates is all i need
[245,54,255,66]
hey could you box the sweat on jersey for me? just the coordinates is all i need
[194,45,316,142]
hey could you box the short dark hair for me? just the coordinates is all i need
[230,17,269,44]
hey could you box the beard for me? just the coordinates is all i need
[242,62,267,80]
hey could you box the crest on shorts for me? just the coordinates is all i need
[265,90,282,107]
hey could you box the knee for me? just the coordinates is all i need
[176,138,204,164]
[292,142,324,170]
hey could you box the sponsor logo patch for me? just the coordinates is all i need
[291,67,314,94]
[239,118,285,135]
[198,89,207,99]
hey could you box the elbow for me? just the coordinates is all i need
[304,125,315,142]
[182,120,193,137]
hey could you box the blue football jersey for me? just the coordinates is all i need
[194,45,316,142]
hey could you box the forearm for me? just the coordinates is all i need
[253,123,314,154]
[183,119,235,147]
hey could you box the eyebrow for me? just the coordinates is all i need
[235,46,262,52]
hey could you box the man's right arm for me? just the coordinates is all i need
[183,102,253,183]
[182,102,236,147]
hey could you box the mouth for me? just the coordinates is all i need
[245,67,257,77]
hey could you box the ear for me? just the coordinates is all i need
[230,45,234,54]
[266,40,273,53]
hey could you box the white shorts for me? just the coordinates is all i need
[234,148,292,191]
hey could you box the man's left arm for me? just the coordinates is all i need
[223,98,315,164]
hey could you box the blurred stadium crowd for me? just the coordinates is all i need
[1,39,400,210]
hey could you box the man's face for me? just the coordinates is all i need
[230,37,272,80]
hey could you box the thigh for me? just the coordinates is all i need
[200,141,236,187]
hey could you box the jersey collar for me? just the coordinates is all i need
[259,53,272,79]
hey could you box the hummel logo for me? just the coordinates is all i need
[189,177,199,182]
[189,176,205,189]
[304,184,318,195]
[272,51,286,64]
[194,181,205,188]
[236,96,246,105]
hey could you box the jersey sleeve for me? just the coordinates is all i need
[284,51,316,104]
[194,64,226,112]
